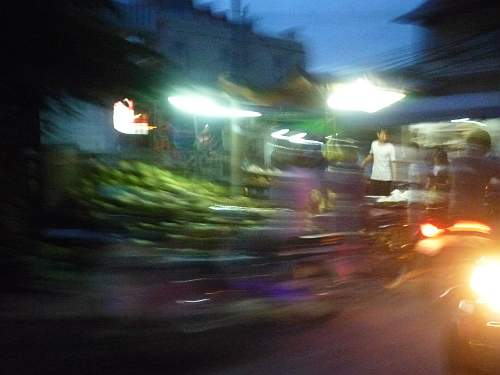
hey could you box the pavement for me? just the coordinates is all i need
[191,283,449,375]
[1,279,456,375]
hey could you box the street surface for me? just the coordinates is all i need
[192,282,448,375]
[2,279,455,375]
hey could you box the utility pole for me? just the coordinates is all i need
[231,0,241,20]
[230,0,242,195]
[231,0,242,76]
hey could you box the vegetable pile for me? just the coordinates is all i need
[71,160,280,250]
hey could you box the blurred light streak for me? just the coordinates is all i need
[450,221,491,234]
[450,118,486,126]
[271,128,290,139]
[176,299,211,304]
[205,291,225,295]
[173,278,209,284]
[271,129,323,145]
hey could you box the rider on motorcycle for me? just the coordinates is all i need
[386,129,500,289]
[449,128,500,223]
[441,130,500,373]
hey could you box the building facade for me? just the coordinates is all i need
[116,0,306,88]
[43,0,307,155]
[394,0,500,95]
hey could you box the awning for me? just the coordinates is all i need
[218,73,325,109]
[335,91,500,129]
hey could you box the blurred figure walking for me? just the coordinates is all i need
[406,142,427,231]
[426,148,450,193]
[425,147,450,217]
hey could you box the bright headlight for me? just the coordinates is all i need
[470,258,500,311]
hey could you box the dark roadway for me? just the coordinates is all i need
[193,283,447,375]
[2,280,454,375]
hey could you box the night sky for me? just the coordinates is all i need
[199,0,424,73]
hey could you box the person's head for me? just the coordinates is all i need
[377,129,388,143]
[466,129,491,155]
[433,148,448,165]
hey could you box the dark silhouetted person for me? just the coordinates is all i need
[449,129,500,221]
[427,148,449,193]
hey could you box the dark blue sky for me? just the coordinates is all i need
[199,0,424,73]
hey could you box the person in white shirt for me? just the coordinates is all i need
[362,128,396,196]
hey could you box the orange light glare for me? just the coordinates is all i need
[450,221,491,234]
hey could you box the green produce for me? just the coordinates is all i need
[71,160,280,251]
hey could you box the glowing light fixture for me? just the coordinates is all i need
[327,78,405,113]
[113,99,154,135]
[168,95,261,118]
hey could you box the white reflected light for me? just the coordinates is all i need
[271,129,323,145]
[327,78,405,113]
[288,132,307,142]
[288,132,322,145]
[168,95,261,118]
[176,298,210,304]
[271,129,290,139]
[451,118,470,123]
[450,118,486,126]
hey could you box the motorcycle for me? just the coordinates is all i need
[413,217,500,373]
[91,227,372,336]
[443,255,500,373]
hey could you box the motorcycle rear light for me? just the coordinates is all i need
[420,223,443,238]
